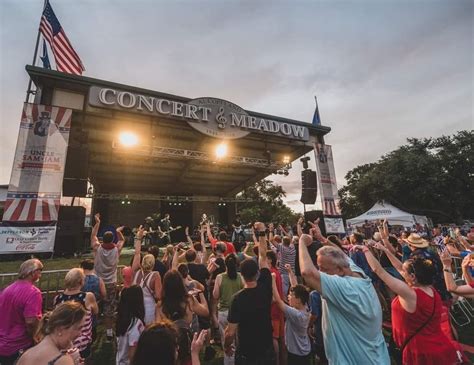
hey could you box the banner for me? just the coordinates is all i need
[314,143,341,216]
[0,225,57,253]
[3,103,71,222]
[324,217,346,234]
[1,103,71,254]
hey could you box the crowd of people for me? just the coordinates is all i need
[1,212,474,365]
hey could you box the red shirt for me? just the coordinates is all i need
[270,267,283,321]
[210,238,236,256]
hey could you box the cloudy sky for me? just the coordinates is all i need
[0,0,472,213]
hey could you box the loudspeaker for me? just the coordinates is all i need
[63,178,87,197]
[300,169,317,204]
[55,206,86,256]
[64,146,89,179]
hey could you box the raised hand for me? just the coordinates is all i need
[440,249,452,267]
[191,329,208,354]
[94,213,100,224]
[136,225,145,240]
[297,216,304,225]
[284,263,293,273]
[185,226,189,235]
[254,221,266,232]
[461,255,471,269]
[373,242,387,252]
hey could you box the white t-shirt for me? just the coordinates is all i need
[116,318,145,365]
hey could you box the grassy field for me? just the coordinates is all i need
[1,255,473,364]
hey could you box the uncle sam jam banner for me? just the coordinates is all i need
[1,103,71,253]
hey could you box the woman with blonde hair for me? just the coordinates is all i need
[132,227,162,324]
[53,268,98,360]
[17,302,86,365]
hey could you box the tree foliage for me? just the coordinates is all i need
[237,179,298,224]
[339,131,474,224]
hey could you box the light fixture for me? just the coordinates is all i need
[118,131,138,147]
[215,142,228,159]
[283,155,290,164]
[127,201,131,205]
[121,200,125,205]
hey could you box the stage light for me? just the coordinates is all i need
[119,131,138,147]
[215,143,228,159]
[127,201,131,205]
[283,155,290,164]
[121,201,125,204]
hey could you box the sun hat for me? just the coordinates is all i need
[405,233,429,248]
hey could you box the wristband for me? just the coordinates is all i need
[443,268,452,273]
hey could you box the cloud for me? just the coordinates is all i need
[1,0,472,216]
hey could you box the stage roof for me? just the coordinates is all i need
[27,65,331,199]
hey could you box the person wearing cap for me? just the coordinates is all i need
[0,259,44,365]
[90,212,125,341]
[403,233,451,304]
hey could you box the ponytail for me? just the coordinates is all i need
[225,254,238,280]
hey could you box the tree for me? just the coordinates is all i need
[339,131,474,224]
[237,179,299,224]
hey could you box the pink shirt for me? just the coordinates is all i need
[0,280,42,356]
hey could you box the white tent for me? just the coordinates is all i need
[346,201,429,228]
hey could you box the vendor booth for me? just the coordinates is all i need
[347,201,429,228]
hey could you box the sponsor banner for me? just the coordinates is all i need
[3,103,71,222]
[324,217,346,234]
[0,225,56,253]
[314,144,341,216]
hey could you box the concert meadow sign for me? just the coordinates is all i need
[88,86,310,141]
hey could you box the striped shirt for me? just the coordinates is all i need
[54,292,92,351]
[277,243,296,273]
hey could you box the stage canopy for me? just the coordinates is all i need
[26,65,331,199]
[346,201,429,228]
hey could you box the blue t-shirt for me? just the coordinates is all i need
[319,259,390,365]
[283,304,311,356]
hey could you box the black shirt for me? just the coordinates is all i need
[227,267,273,359]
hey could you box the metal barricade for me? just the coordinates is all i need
[0,265,125,311]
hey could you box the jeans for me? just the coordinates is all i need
[218,310,235,365]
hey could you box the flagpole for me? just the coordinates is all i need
[25,0,48,103]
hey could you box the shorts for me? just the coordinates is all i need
[103,282,117,317]
[287,351,311,365]
[272,317,284,339]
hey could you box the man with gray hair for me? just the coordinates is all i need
[298,234,389,365]
[0,259,43,365]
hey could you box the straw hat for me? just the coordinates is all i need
[405,233,429,248]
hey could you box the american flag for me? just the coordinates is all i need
[39,0,85,75]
